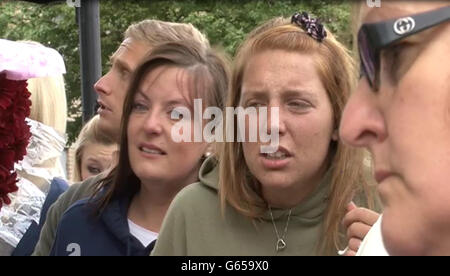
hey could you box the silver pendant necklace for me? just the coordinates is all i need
[269,206,293,252]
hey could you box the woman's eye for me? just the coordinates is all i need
[385,46,401,71]
[87,166,101,175]
[288,100,311,109]
[131,102,148,112]
[383,42,411,82]
[246,101,265,108]
[170,108,185,121]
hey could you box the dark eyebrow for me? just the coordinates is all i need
[165,99,189,106]
[134,92,191,108]
[135,91,149,101]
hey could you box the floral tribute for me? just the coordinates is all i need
[0,38,65,210]
[0,73,32,209]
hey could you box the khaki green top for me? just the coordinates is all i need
[152,157,332,256]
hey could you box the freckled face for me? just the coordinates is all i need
[241,50,336,207]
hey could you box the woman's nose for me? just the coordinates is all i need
[143,110,163,135]
[340,79,387,149]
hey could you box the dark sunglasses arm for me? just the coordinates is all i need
[363,5,450,49]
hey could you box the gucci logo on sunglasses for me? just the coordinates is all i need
[393,17,416,35]
[358,5,450,91]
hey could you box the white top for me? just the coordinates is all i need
[356,215,389,256]
[128,219,158,247]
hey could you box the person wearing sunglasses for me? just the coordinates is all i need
[340,1,450,255]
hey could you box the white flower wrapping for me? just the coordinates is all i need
[0,119,66,255]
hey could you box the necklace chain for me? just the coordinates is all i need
[269,206,292,252]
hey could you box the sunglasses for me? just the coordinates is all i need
[358,5,450,91]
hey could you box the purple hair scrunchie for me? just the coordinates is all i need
[291,12,327,42]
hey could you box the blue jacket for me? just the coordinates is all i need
[50,194,155,256]
[12,177,69,256]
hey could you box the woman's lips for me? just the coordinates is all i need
[259,147,292,170]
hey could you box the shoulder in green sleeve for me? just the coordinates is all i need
[151,182,211,256]
[152,157,221,256]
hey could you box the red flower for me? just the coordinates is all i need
[0,74,31,210]
[0,171,18,210]
[0,149,15,171]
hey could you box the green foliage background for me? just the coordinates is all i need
[0,0,352,145]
